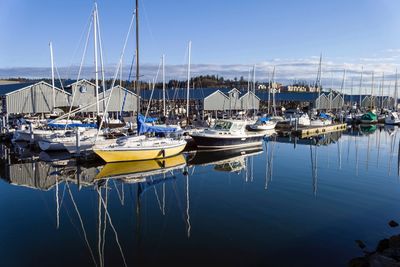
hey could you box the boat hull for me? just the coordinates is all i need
[384,120,400,125]
[360,120,378,124]
[249,123,276,131]
[190,134,264,149]
[38,140,66,151]
[93,142,186,162]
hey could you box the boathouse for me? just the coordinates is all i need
[0,81,70,115]
[64,80,138,115]
[202,88,260,111]
[104,85,138,116]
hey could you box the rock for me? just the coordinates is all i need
[377,239,390,252]
[369,253,400,267]
[389,235,400,248]
[389,220,399,228]
[382,248,400,261]
[348,257,369,267]
[356,240,367,249]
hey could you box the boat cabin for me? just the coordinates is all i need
[212,120,246,133]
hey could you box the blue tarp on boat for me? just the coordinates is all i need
[319,113,331,119]
[137,114,179,135]
[259,117,271,122]
[143,116,158,123]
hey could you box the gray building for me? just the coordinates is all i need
[64,79,99,113]
[203,88,259,112]
[104,85,138,116]
[0,81,70,115]
[65,80,137,115]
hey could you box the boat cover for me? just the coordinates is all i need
[137,114,179,135]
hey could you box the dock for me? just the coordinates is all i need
[292,123,347,138]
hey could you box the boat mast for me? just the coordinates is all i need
[162,54,166,117]
[350,78,353,107]
[316,53,322,109]
[358,66,363,108]
[94,2,100,115]
[186,41,192,122]
[371,71,375,110]
[136,0,140,117]
[49,41,56,113]
[247,68,251,116]
[272,66,276,116]
[381,73,384,109]
[252,64,256,116]
[340,68,346,110]
[267,70,271,114]
[395,69,398,110]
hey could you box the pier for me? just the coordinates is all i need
[292,123,347,138]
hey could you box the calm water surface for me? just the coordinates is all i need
[1,126,400,267]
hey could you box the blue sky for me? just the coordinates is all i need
[1,0,400,90]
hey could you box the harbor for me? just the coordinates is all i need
[2,0,400,266]
[1,125,400,266]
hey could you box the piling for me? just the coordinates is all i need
[29,124,34,145]
[75,130,81,156]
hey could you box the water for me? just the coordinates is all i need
[1,126,400,266]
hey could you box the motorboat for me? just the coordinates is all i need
[249,117,277,131]
[310,113,333,126]
[283,110,311,126]
[360,110,378,124]
[189,119,268,149]
[384,112,400,125]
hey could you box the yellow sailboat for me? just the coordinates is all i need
[95,154,187,180]
[93,136,187,162]
[93,0,187,163]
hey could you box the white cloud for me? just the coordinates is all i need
[1,55,399,95]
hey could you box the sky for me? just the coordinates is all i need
[1,0,400,91]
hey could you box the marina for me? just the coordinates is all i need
[2,0,400,266]
[0,126,400,266]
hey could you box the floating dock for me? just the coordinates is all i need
[292,123,347,138]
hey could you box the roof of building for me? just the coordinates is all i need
[0,81,71,97]
[141,88,323,102]
[0,82,37,96]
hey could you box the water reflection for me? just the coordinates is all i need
[1,126,400,266]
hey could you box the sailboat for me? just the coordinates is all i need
[249,117,277,131]
[93,0,186,163]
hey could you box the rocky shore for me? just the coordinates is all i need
[349,221,400,267]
